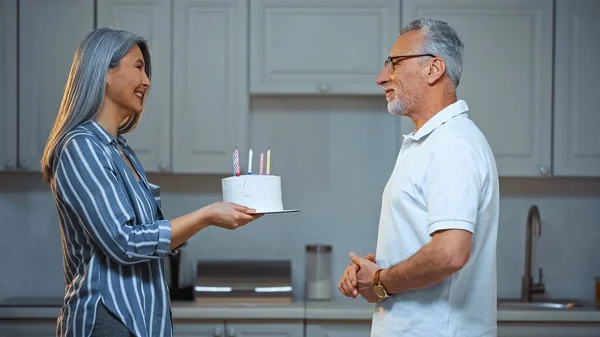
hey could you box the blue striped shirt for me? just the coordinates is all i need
[50,120,174,337]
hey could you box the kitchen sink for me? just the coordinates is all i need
[498,299,586,310]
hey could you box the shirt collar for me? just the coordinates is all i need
[404,100,469,141]
[85,120,127,146]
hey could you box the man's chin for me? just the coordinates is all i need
[387,105,408,117]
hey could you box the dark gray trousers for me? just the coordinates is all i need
[91,301,135,337]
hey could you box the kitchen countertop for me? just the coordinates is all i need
[306,299,600,323]
[1,297,599,323]
[0,297,306,320]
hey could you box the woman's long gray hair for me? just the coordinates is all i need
[41,27,151,184]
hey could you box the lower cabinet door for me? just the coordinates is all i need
[306,320,372,337]
[173,321,226,337]
[226,321,304,337]
[0,321,56,337]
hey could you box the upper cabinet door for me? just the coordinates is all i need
[97,0,172,173]
[19,0,94,172]
[250,0,400,95]
[0,0,17,172]
[172,0,249,173]
[553,0,600,177]
[401,0,553,177]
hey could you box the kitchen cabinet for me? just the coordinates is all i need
[3,0,247,174]
[305,321,600,336]
[552,0,600,176]
[0,320,56,337]
[498,323,600,336]
[174,320,304,337]
[174,321,225,337]
[306,320,372,337]
[400,0,554,177]
[172,0,249,173]
[96,0,172,173]
[0,0,17,172]
[18,0,95,172]
[98,0,249,174]
[249,0,400,95]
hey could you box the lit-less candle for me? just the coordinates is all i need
[266,148,271,175]
[259,151,264,175]
[248,149,253,174]
[234,148,240,176]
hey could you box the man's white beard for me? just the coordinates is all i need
[388,97,409,116]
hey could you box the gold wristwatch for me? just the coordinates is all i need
[372,269,389,299]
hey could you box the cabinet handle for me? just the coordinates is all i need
[538,165,550,177]
[4,160,16,170]
[318,83,330,94]
[158,163,169,172]
[227,327,237,337]
[213,326,223,337]
[19,160,29,170]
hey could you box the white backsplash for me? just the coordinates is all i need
[0,96,599,302]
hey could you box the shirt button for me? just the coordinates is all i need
[127,253,133,258]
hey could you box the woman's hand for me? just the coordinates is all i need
[169,202,262,248]
[205,201,263,230]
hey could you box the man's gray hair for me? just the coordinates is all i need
[400,18,464,88]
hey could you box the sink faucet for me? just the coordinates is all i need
[521,205,545,302]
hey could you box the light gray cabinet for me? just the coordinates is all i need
[18,0,94,172]
[98,0,249,174]
[0,321,56,337]
[0,0,17,172]
[96,0,172,173]
[498,323,600,336]
[4,0,248,175]
[552,0,600,176]
[306,320,372,337]
[172,0,249,173]
[174,320,304,337]
[400,0,554,177]
[249,0,400,95]
[174,321,226,337]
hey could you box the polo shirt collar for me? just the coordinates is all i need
[404,99,469,141]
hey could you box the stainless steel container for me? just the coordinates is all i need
[305,244,332,301]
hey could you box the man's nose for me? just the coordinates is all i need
[376,67,391,87]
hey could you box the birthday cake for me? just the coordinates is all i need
[223,148,297,213]
[221,174,284,213]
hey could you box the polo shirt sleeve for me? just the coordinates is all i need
[426,140,483,235]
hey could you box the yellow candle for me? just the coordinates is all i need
[266,149,271,175]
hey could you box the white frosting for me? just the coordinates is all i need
[221,175,284,213]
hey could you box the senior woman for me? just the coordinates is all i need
[41,28,261,337]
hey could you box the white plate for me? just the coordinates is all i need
[255,209,300,214]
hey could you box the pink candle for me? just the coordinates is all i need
[234,148,240,176]
[259,151,264,175]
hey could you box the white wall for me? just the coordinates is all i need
[1,96,599,302]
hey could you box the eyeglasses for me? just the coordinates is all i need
[384,53,436,72]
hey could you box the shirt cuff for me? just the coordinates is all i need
[156,220,172,256]
[428,220,475,235]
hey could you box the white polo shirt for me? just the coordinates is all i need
[371,100,499,337]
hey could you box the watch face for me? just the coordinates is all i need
[373,285,387,298]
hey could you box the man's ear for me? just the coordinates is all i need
[425,57,446,85]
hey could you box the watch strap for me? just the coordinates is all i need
[374,269,383,286]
